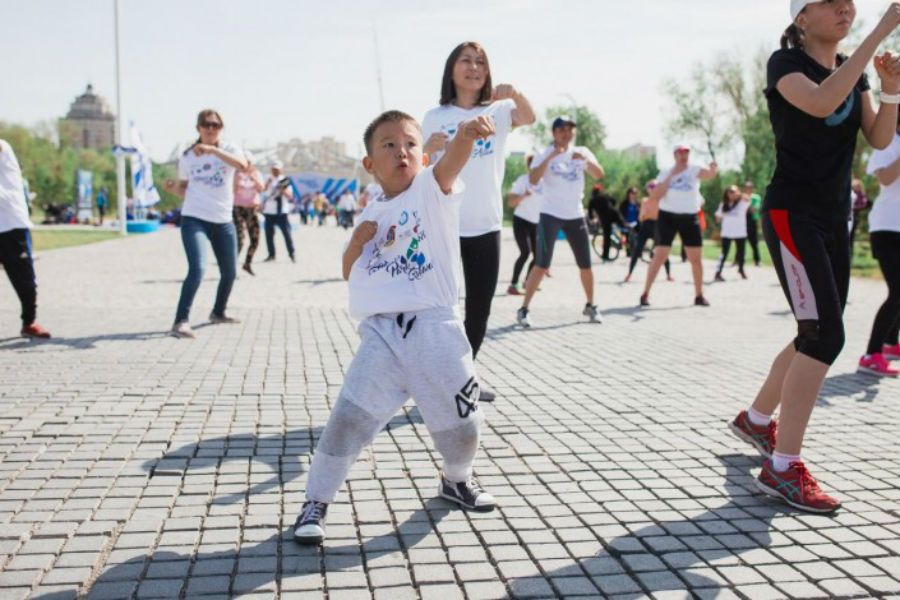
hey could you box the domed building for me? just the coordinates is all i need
[58,84,116,151]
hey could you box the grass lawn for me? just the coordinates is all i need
[702,238,881,279]
[30,229,120,252]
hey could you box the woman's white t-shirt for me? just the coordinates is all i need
[178,141,244,224]
[716,200,749,239]
[422,99,514,237]
[658,165,703,214]
[509,174,542,224]
[866,133,900,233]
[0,140,32,233]
[531,145,597,220]
[348,167,464,320]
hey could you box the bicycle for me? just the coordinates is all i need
[590,222,636,262]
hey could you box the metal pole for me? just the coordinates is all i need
[114,0,127,235]
[372,20,385,112]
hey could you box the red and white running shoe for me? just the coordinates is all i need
[882,344,900,360]
[858,353,899,378]
[729,411,777,458]
[756,460,841,514]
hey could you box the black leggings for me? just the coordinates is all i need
[747,213,761,266]
[511,216,537,286]
[717,237,747,274]
[866,231,900,355]
[764,210,849,366]
[628,220,670,277]
[460,231,500,358]
[0,229,37,326]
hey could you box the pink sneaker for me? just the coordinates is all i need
[883,344,900,360]
[858,353,899,378]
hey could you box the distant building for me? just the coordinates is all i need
[59,84,116,151]
[622,143,656,161]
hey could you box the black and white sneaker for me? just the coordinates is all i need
[582,304,603,323]
[293,500,328,545]
[516,307,531,328]
[438,473,496,512]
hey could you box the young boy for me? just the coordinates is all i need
[293,110,497,545]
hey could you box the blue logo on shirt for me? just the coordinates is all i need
[825,94,855,127]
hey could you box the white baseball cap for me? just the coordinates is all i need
[272,159,284,169]
[791,0,816,21]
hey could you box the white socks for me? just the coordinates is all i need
[747,407,772,427]
[772,451,800,472]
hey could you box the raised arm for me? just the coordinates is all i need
[491,84,536,128]
[698,161,718,181]
[777,5,900,119]
[194,144,249,170]
[861,53,900,149]
[433,116,495,194]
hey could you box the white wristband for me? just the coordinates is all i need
[880,91,900,105]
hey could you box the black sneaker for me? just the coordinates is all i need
[695,295,710,307]
[639,293,650,307]
[263,256,276,262]
[516,307,531,328]
[479,383,496,403]
[293,501,328,545]
[438,473,496,512]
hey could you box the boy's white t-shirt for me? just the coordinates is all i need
[421,99,514,237]
[510,173,542,224]
[658,165,703,214]
[866,133,900,233]
[716,200,749,239]
[178,141,244,223]
[348,167,465,320]
[531,145,596,220]
[0,140,32,233]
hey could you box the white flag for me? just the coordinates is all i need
[129,122,161,207]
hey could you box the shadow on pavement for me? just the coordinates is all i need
[510,453,789,598]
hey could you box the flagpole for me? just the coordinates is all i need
[372,20,385,112]
[114,0,127,235]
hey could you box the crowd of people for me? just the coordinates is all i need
[3,0,900,551]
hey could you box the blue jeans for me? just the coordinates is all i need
[264,213,295,259]
[175,216,237,323]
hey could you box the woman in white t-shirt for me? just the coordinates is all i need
[714,185,750,281]
[422,41,536,399]
[859,124,900,377]
[163,109,248,339]
[640,144,718,307]
[506,155,542,294]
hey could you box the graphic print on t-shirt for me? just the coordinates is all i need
[438,123,494,159]
[191,162,227,188]
[668,170,696,192]
[549,158,583,182]
[365,208,433,281]
[825,94,854,127]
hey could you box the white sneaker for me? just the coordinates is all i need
[438,473,496,512]
[583,304,603,323]
[170,321,195,338]
[516,307,531,328]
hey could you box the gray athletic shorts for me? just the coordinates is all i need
[535,213,592,269]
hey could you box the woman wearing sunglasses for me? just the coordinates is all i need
[164,109,248,338]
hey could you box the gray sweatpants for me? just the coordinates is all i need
[305,306,484,503]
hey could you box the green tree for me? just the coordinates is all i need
[527,104,608,154]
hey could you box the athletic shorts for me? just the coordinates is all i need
[763,209,850,365]
[535,214,591,269]
[657,210,703,248]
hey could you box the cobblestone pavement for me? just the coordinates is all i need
[0,222,898,600]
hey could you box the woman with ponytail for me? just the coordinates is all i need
[729,0,900,513]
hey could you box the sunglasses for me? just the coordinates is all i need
[199,121,222,129]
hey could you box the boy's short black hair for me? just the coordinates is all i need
[363,110,420,155]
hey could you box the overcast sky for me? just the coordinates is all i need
[0,0,893,164]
